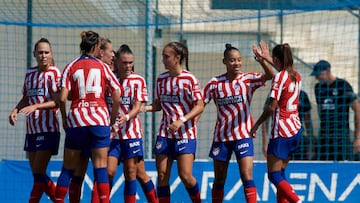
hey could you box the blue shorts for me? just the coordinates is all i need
[65,126,110,154]
[24,132,60,155]
[209,138,254,161]
[120,138,143,160]
[267,128,303,160]
[108,139,121,161]
[153,136,196,158]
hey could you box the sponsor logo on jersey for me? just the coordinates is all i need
[121,96,131,105]
[193,84,200,91]
[160,94,180,103]
[215,95,244,105]
[78,100,100,108]
[321,98,335,110]
[142,87,148,95]
[27,88,45,97]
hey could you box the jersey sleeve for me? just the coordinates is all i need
[136,77,148,103]
[343,80,357,104]
[21,75,27,97]
[191,77,203,101]
[202,78,216,104]
[104,64,120,93]
[154,77,160,100]
[61,64,72,91]
[49,67,61,95]
[249,72,266,89]
[270,72,283,101]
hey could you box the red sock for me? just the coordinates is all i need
[125,195,136,203]
[244,187,257,203]
[277,189,289,203]
[44,178,56,201]
[91,181,100,203]
[29,182,45,203]
[97,182,110,203]
[158,196,170,203]
[212,187,224,203]
[54,185,68,203]
[190,191,201,203]
[145,188,159,203]
[69,181,81,203]
[278,180,300,203]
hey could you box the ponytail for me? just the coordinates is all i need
[273,43,296,82]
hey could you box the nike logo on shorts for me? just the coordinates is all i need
[239,150,248,155]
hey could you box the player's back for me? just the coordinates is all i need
[62,56,118,127]
[270,70,302,138]
[67,56,108,109]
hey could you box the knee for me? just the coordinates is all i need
[240,170,253,182]
[157,171,167,183]
[179,172,194,186]
[107,166,117,180]
[136,170,149,184]
[268,171,283,186]
[123,165,137,180]
[214,172,227,185]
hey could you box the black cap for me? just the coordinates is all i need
[311,60,331,76]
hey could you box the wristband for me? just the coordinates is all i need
[125,114,130,121]
[180,116,187,123]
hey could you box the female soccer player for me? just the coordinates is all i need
[67,37,116,203]
[203,43,274,203]
[9,38,60,203]
[92,44,158,203]
[108,44,158,203]
[250,42,303,203]
[143,42,204,203]
[54,30,120,203]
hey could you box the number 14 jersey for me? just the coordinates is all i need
[61,56,120,127]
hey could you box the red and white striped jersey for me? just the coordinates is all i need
[203,72,265,142]
[270,70,302,139]
[155,70,202,139]
[61,56,120,127]
[113,73,148,140]
[22,66,61,134]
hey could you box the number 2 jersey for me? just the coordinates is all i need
[61,56,120,127]
[155,70,202,139]
[22,66,61,134]
[270,70,302,139]
[203,72,265,142]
